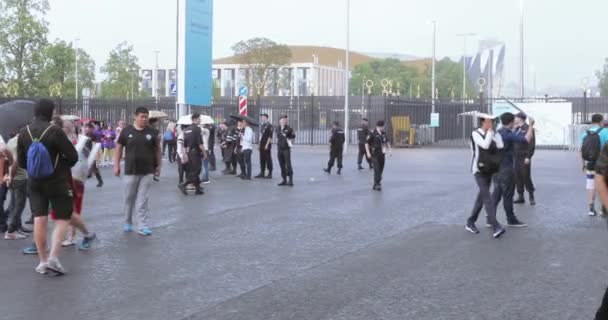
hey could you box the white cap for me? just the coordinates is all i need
[476,113,497,120]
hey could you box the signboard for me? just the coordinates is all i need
[169,83,177,96]
[177,0,213,106]
[430,113,440,127]
[492,100,572,146]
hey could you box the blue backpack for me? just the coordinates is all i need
[163,131,174,141]
[26,125,58,179]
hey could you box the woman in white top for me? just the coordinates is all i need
[465,113,506,239]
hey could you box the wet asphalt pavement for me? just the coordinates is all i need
[0,147,606,320]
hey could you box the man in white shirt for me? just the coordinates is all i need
[465,113,506,239]
[240,120,254,180]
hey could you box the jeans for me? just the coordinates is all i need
[201,157,210,181]
[0,183,8,232]
[208,146,216,170]
[468,173,499,227]
[163,141,176,163]
[243,149,252,179]
[492,168,517,222]
[6,179,27,233]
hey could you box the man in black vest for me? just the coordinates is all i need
[178,114,204,195]
[513,112,536,205]
[255,113,274,179]
[324,121,345,175]
[277,115,296,186]
[365,120,391,191]
[357,118,373,170]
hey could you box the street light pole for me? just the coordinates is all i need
[74,38,80,100]
[153,50,160,98]
[457,33,476,141]
[519,0,525,98]
[344,0,350,153]
[431,21,436,114]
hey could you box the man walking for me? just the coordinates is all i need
[491,112,534,227]
[324,121,345,175]
[357,118,373,170]
[513,112,536,205]
[277,115,296,187]
[255,113,273,179]
[240,119,254,180]
[114,107,161,236]
[581,114,608,216]
[4,133,30,240]
[365,120,391,191]
[17,99,78,275]
[465,113,506,238]
[177,114,205,195]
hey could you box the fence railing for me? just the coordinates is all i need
[3,95,608,148]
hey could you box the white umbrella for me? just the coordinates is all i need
[60,114,80,121]
[177,115,192,125]
[200,115,214,125]
[149,110,168,119]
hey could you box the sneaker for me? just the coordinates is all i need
[178,184,188,196]
[35,262,48,275]
[79,233,97,251]
[201,179,211,185]
[254,174,265,179]
[138,228,152,236]
[507,219,528,228]
[465,222,480,234]
[61,238,76,247]
[97,182,103,188]
[357,165,364,170]
[123,224,133,232]
[513,195,525,204]
[529,194,536,206]
[493,226,506,238]
[588,207,597,216]
[4,232,27,240]
[323,168,330,174]
[46,257,66,275]
[23,245,38,255]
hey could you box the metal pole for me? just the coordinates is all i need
[344,0,350,151]
[431,21,436,114]
[520,0,525,98]
[74,38,80,100]
[153,50,160,98]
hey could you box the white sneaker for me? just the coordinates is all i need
[589,209,597,216]
[4,232,27,240]
[61,238,76,247]
[35,262,48,274]
[46,257,66,275]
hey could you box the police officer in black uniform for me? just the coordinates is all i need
[179,114,204,195]
[277,115,296,187]
[357,118,373,170]
[324,121,345,175]
[513,112,536,205]
[255,113,274,179]
[365,120,391,191]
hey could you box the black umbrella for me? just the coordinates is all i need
[0,100,35,141]
[229,114,259,126]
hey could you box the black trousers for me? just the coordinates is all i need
[235,150,246,175]
[468,173,499,227]
[278,148,293,178]
[596,287,608,319]
[209,146,216,170]
[515,157,535,195]
[243,149,252,178]
[184,151,202,188]
[328,148,343,169]
[177,155,185,184]
[492,169,517,222]
[163,141,176,163]
[91,162,103,185]
[259,147,273,174]
[357,143,372,167]
[371,153,385,185]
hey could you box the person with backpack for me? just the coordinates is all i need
[491,112,535,228]
[16,99,79,275]
[466,113,506,238]
[162,126,176,163]
[581,114,608,216]
[324,121,346,175]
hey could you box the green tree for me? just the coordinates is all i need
[38,39,95,98]
[100,42,141,98]
[0,0,49,96]
[232,37,291,95]
[596,58,608,97]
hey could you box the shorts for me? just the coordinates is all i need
[50,179,84,219]
[29,177,74,221]
[586,170,596,190]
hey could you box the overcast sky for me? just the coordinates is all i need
[46,0,606,92]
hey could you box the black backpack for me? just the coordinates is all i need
[582,128,603,162]
[471,131,504,174]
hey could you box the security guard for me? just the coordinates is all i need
[365,120,391,191]
[324,121,345,175]
[178,113,204,195]
[277,115,296,187]
[357,118,373,170]
[255,113,274,179]
[513,112,536,205]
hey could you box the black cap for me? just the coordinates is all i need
[362,118,369,122]
[376,120,385,127]
[260,113,269,118]
[515,112,527,121]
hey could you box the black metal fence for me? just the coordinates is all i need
[3,94,608,147]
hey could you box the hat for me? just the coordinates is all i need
[515,112,527,120]
[362,118,369,122]
[476,113,497,120]
[260,113,269,118]
[376,120,385,127]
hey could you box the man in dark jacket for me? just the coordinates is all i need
[277,115,296,186]
[255,113,274,179]
[513,112,536,205]
[324,121,345,175]
[357,118,373,170]
[17,99,78,275]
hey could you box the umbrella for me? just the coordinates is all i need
[149,110,168,119]
[229,114,258,126]
[177,115,192,125]
[60,114,80,121]
[0,100,35,141]
[200,115,214,125]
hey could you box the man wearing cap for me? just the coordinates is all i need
[357,118,373,170]
[277,115,296,186]
[365,120,391,191]
[465,113,506,238]
[177,113,204,195]
[255,113,273,179]
[513,112,536,205]
[324,121,345,175]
